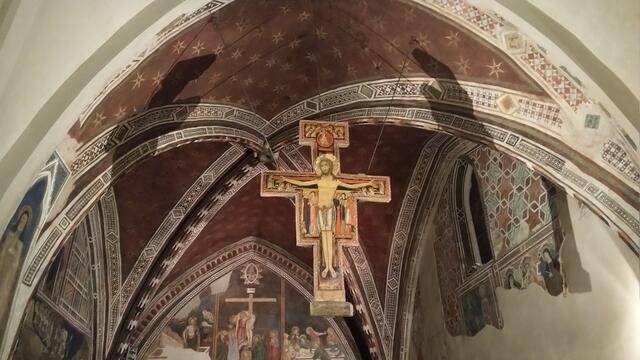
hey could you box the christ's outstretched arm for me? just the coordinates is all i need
[338,179,374,190]
[281,177,319,187]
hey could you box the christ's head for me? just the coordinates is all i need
[314,154,340,176]
[320,159,331,175]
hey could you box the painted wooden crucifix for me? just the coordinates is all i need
[260,120,391,316]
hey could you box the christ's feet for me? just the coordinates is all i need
[329,268,337,278]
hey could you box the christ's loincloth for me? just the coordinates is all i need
[317,206,335,231]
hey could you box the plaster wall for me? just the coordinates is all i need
[410,195,640,360]
[0,0,210,245]
[527,0,640,99]
[0,0,155,157]
[469,0,640,131]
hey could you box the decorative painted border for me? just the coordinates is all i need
[348,247,390,358]
[87,204,107,359]
[266,106,637,246]
[414,0,588,113]
[76,0,232,128]
[396,138,481,359]
[99,187,122,354]
[325,109,640,246]
[69,78,578,182]
[383,136,449,346]
[23,126,261,286]
[268,78,566,136]
[71,104,267,176]
[601,140,640,187]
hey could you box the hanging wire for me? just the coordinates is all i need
[306,5,420,172]
[366,56,408,172]
[314,9,422,95]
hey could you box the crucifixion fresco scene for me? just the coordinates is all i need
[0,1,637,360]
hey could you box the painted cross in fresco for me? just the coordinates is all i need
[225,288,276,345]
[260,120,391,316]
[225,287,277,314]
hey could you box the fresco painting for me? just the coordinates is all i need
[536,244,564,296]
[0,179,47,340]
[11,214,97,360]
[500,240,564,296]
[460,278,501,336]
[146,263,353,360]
[12,298,90,360]
[433,147,566,337]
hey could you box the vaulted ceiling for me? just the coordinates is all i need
[8,0,639,359]
[68,0,546,144]
[83,1,547,355]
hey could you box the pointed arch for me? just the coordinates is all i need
[129,237,361,360]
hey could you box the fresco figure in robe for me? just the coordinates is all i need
[182,316,201,350]
[266,329,280,360]
[216,331,229,360]
[537,247,563,296]
[281,154,372,278]
[503,269,522,290]
[325,328,341,352]
[227,317,240,360]
[251,334,267,360]
[0,206,32,334]
[234,310,255,347]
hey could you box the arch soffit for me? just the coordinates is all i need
[31,90,635,284]
[61,97,639,245]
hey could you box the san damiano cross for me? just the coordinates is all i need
[260,120,391,316]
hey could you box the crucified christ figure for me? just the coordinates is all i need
[281,154,373,279]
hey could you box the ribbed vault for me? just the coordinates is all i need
[2,1,639,360]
